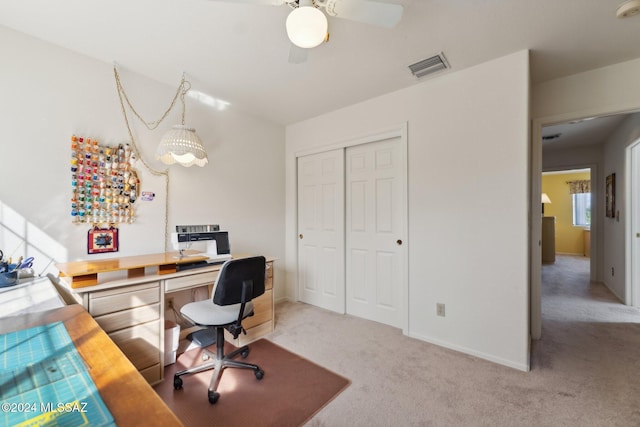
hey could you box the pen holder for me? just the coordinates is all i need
[0,270,18,288]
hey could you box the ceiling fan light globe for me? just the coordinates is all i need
[286,6,328,48]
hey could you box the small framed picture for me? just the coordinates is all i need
[605,173,616,218]
[88,227,119,254]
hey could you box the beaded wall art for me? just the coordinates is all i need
[70,135,140,225]
[88,226,119,254]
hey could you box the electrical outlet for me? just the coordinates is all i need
[611,267,615,276]
[436,303,445,317]
[166,297,174,310]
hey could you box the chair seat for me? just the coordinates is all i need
[181,299,254,327]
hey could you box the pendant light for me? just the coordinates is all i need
[156,81,208,167]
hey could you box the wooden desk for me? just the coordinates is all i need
[56,253,275,384]
[56,252,211,288]
[0,305,183,427]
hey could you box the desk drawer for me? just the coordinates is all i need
[109,320,161,371]
[95,303,161,334]
[139,363,162,385]
[225,320,273,347]
[89,282,160,316]
[265,262,273,290]
[164,271,218,293]
[243,289,272,329]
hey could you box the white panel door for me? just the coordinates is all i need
[631,141,640,307]
[345,137,406,328]
[297,149,345,313]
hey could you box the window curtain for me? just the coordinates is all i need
[567,180,591,194]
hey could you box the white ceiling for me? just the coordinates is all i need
[1,0,640,125]
[542,114,633,150]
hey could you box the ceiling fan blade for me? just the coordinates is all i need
[326,0,403,28]
[288,44,309,64]
[207,0,286,5]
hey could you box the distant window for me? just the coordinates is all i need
[573,193,591,226]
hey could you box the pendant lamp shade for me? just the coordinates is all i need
[286,3,328,48]
[156,125,208,167]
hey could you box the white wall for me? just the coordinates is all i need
[532,57,640,121]
[285,51,531,370]
[543,145,602,171]
[0,26,286,299]
[601,113,640,300]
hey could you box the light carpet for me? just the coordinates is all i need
[267,255,640,426]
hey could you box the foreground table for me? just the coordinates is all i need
[0,304,183,427]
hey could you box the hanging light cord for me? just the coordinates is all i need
[113,65,188,252]
[114,67,189,130]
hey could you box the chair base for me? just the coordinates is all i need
[173,327,264,404]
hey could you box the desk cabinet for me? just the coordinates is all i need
[88,281,163,384]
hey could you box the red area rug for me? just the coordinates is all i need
[154,339,350,427]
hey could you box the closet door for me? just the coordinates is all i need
[297,149,345,313]
[345,136,406,328]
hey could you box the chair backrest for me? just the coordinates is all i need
[213,256,266,306]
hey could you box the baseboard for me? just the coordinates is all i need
[601,280,625,303]
[408,330,530,372]
[556,252,587,257]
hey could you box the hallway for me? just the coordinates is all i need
[531,255,640,423]
[539,255,639,326]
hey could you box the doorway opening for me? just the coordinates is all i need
[541,168,592,269]
[531,111,640,370]
[531,112,640,341]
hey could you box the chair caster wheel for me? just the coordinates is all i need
[241,348,249,358]
[255,369,264,380]
[208,391,220,404]
[173,376,183,390]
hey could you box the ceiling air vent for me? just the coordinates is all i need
[542,133,562,141]
[408,53,449,78]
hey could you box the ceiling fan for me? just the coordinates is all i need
[208,0,404,63]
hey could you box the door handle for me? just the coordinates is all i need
[299,234,304,239]
[397,239,403,245]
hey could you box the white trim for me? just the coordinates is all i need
[294,124,407,158]
[530,118,543,340]
[408,331,529,372]
[542,168,590,175]
[625,139,640,307]
[625,142,632,306]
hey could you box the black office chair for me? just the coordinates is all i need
[173,256,266,404]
